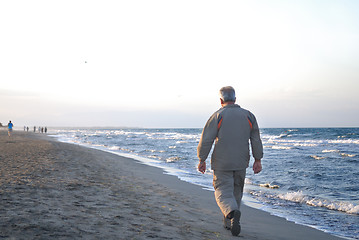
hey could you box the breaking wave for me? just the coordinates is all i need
[251,190,359,215]
[278,191,359,214]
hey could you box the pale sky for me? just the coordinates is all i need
[1,0,358,128]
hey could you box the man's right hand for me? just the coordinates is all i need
[198,161,206,174]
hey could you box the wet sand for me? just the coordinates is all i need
[0,130,343,239]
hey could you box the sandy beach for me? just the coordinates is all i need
[0,130,343,240]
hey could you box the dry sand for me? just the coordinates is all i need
[0,130,343,239]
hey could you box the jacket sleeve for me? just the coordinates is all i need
[249,113,264,160]
[197,113,219,162]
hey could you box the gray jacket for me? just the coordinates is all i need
[197,104,263,170]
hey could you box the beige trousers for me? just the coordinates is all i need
[213,169,246,218]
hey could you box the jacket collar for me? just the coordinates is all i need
[222,103,240,108]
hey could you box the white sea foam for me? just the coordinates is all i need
[293,143,318,147]
[271,145,293,150]
[288,129,298,132]
[340,153,356,157]
[259,183,280,189]
[278,191,304,203]
[244,178,252,184]
[277,191,359,215]
[310,155,326,160]
[264,138,322,149]
[322,149,340,153]
[108,146,120,151]
[166,156,181,163]
[328,139,359,144]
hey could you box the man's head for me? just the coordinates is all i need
[219,86,236,104]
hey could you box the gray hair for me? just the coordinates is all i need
[219,86,236,102]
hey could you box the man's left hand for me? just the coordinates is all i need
[253,159,262,174]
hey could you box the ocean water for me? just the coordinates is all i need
[50,128,359,239]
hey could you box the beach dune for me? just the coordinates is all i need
[0,131,342,239]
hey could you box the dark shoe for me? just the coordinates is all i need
[230,210,241,236]
[223,216,231,230]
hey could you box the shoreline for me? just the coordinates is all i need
[0,130,344,239]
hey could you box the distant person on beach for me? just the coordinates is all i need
[34,126,36,132]
[7,121,14,138]
[197,86,263,236]
[45,127,47,133]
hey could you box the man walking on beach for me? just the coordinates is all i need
[8,121,14,138]
[197,86,263,236]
